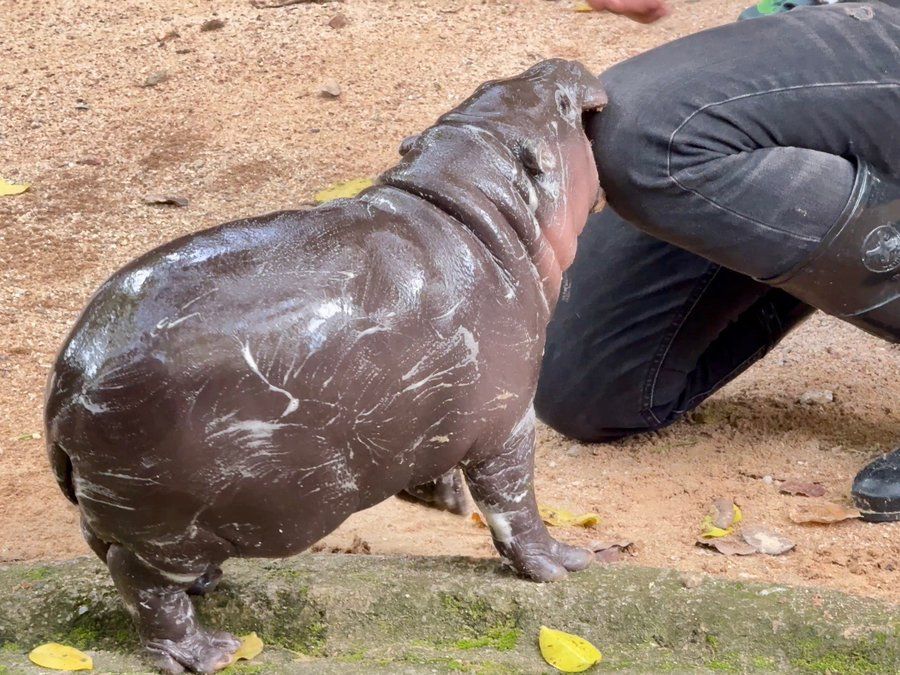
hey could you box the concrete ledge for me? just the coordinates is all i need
[1,555,898,673]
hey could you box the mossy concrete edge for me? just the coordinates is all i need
[1,555,897,673]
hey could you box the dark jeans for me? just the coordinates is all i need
[536,2,900,441]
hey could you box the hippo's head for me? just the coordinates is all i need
[387,59,607,305]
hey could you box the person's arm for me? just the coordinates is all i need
[585,0,670,23]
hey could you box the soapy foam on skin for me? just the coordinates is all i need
[44,59,605,673]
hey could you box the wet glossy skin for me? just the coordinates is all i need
[44,59,606,674]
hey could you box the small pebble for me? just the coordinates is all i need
[799,390,834,405]
[200,18,226,32]
[679,572,704,589]
[142,70,170,88]
[328,13,349,29]
[762,475,774,485]
[319,79,342,98]
[566,445,583,458]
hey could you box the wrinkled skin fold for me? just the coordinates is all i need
[44,59,606,674]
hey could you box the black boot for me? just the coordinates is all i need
[766,159,900,343]
[766,159,900,522]
[852,449,900,522]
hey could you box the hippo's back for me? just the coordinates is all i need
[45,187,518,548]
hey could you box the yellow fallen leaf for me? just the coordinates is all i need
[314,178,373,203]
[28,643,93,671]
[0,177,30,196]
[573,513,600,528]
[700,515,733,539]
[540,505,574,527]
[539,505,600,529]
[227,632,264,666]
[701,498,743,538]
[539,625,602,673]
[574,2,594,12]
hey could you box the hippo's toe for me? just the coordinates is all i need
[145,629,240,674]
[510,538,594,583]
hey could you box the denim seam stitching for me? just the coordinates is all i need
[671,345,767,416]
[665,81,900,242]
[641,265,722,426]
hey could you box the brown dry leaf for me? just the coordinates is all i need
[594,548,622,563]
[471,511,487,528]
[696,536,756,556]
[252,0,331,7]
[779,481,826,498]
[789,501,861,524]
[142,194,188,207]
[574,1,594,12]
[741,525,795,555]
[591,539,633,563]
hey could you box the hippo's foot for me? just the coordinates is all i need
[105,544,237,674]
[186,566,224,596]
[398,469,471,515]
[501,534,593,582]
[146,629,241,674]
[462,408,594,583]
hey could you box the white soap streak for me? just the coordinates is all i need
[432,299,463,322]
[96,471,161,485]
[483,511,514,544]
[180,288,218,311]
[152,312,201,336]
[241,341,300,417]
[74,478,137,511]
[456,327,479,366]
[78,394,109,414]
[207,419,296,450]
[123,268,152,294]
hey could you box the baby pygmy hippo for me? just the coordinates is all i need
[45,59,607,673]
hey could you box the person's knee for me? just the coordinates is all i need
[588,66,685,225]
[534,363,658,442]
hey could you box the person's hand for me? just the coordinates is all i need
[585,0,671,24]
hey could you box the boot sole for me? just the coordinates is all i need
[858,509,900,523]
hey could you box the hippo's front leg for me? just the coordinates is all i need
[462,409,593,581]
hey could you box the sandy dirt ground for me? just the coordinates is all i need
[1,0,897,604]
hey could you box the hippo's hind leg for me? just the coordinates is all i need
[106,544,239,674]
[81,516,111,563]
[399,469,471,515]
[461,408,593,582]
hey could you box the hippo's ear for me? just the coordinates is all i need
[399,134,420,156]
[580,79,608,111]
[519,139,555,177]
